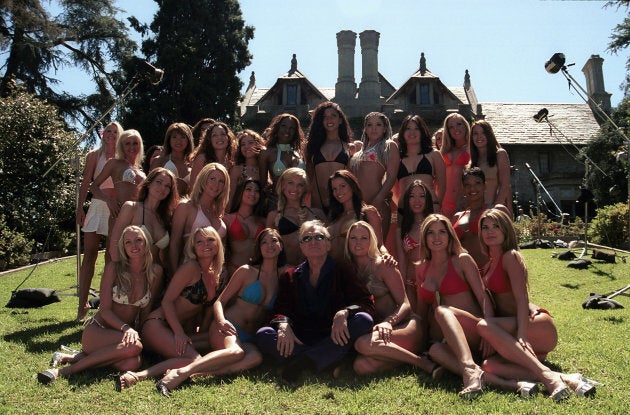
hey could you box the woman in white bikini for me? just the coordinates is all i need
[228,129,264,204]
[109,167,179,275]
[37,226,162,384]
[190,122,236,185]
[76,121,122,321]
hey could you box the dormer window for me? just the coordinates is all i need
[419,84,430,105]
[286,84,297,105]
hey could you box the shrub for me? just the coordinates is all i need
[0,215,34,270]
[589,203,630,248]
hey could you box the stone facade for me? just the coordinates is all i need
[239,30,612,219]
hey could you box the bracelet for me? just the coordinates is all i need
[120,323,129,332]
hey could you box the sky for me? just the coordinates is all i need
[55,1,628,107]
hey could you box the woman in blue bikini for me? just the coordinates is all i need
[154,228,288,396]
[37,226,163,384]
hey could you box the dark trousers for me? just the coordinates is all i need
[256,312,373,371]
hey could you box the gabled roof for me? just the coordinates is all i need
[482,103,600,145]
[256,67,328,104]
[386,67,463,104]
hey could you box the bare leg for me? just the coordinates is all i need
[77,231,101,321]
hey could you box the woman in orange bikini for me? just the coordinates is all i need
[440,114,471,220]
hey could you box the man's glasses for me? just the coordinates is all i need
[300,233,327,243]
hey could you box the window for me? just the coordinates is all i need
[286,85,297,105]
[419,84,430,105]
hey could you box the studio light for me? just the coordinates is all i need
[133,57,164,85]
[545,53,566,74]
[533,108,549,123]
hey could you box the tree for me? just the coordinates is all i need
[584,97,630,206]
[0,0,136,141]
[121,0,254,145]
[606,0,630,95]
[0,84,79,253]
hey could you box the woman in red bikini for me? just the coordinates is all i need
[476,208,601,401]
[417,214,523,400]
[452,167,509,267]
[395,180,434,310]
[440,114,471,220]
[223,179,266,276]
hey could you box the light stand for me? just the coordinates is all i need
[525,162,563,242]
[42,59,164,295]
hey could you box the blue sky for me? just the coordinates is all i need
[60,1,629,106]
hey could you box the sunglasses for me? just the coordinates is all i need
[300,233,327,243]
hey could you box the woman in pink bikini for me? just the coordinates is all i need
[169,163,229,274]
[476,208,601,401]
[440,114,471,220]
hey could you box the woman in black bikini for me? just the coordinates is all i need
[266,168,325,266]
[37,226,163,384]
[326,169,383,264]
[116,226,224,390]
[154,228,289,396]
[394,114,445,212]
[304,102,354,213]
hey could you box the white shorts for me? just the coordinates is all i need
[81,198,110,236]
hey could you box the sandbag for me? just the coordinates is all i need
[5,288,61,308]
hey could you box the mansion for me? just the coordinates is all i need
[239,30,612,219]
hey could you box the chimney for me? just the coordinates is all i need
[335,31,357,103]
[358,30,380,101]
[581,54,612,114]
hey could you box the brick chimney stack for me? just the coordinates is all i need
[582,54,612,114]
[335,30,357,103]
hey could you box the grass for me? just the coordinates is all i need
[0,248,628,414]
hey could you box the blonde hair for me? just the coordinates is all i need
[440,113,470,155]
[99,121,122,154]
[420,214,465,260]
[114,225,156,302]
[345,220,381,263]
[116,129,144,168]
[276,167,309,210]
[183,226,224,283]
[190,162,230,217]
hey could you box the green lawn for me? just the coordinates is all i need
[0,249,628,415]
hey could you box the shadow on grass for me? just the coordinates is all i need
[3,318,82,353]
[589,264,618,281]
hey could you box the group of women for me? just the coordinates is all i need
[37,102,599,401]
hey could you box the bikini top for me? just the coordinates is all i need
[453,210,482,239]
[142,207,170,250]
[397,154,433,179]
[272,144,306,178]
[112,285,151,308]
[187,207,227,239]
[164,155,191,184]
[313,147,350,166]
[239,267,277,310]
[443,150,470,167]
[417,258,471,304]
[228,215,264,241]
[358,264,390,299]
[485,257,512,294]
[402,233,419,253]
[357,142,386,170]
[276,207,315,235]
[95,152,114,190]
[121,167,145,185]
[180,274,217,306]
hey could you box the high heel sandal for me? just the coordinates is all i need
[37,368,59,385]
[562,373,603,397]
[550,384,572,402]
[517,381,539,398]
[49,345,80,367]
[458,369,485,401]
[156,380,172,397]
